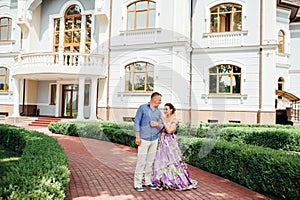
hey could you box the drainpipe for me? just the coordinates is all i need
[106,0,112,120]
[189,0,193,124]
[257,0,263,123]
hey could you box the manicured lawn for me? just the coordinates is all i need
[0,145,20,177]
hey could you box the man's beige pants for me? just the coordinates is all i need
[134,139,158,188]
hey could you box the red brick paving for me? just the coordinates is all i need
[29,127,271,200]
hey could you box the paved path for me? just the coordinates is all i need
[31,127,271,200]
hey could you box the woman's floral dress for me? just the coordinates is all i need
[152,121,198,190]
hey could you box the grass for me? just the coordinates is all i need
[0,145,21,177]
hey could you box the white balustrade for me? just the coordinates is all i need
[276,54,290,65]
[205,31,246,48]
[120,29,160,44]
[15,52,105,75]
[17,52,103,66]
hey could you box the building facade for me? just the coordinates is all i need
[1,0,300,124]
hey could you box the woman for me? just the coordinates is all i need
[152,103,198,190]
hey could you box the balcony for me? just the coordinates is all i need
[276,53,290,68]
[13,52,106,80]
[111,28,189,47]
[203,31,248,48]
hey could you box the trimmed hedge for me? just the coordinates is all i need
[0,125,26,154]
[0,124,70,200]
[176,124,300,152]
[182,138,300,200]
[218,127,300,151]
[49,121,136,148]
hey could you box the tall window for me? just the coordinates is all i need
[84,84,90,106]
[50,84,57,105]
[53,5,92,55]
[64,5,82,53]
[0,17,12,41]
[209,64,241,94]
[85,15,92,53]
[125,62,154,92]
[278,30,285,54]
[278,77,284,91]
[210,4,242,33]
[53,18,60,52]
[127,1,156,30]
[0,67,9,92]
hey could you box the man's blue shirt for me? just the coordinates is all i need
[134,103,161,141]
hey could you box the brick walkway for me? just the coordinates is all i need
[32,127,271,200]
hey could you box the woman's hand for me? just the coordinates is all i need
[150,121,158,127]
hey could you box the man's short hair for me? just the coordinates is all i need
[151,92,162,99]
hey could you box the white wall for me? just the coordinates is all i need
[289,23,300,97]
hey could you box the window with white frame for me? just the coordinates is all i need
[127,0,156,30]
[125,62,154,92]
[209,64,241,94]
[0,17,12,41]
[0,67,9,92]
[210,3,242,33]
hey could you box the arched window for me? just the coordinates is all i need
[127,1,156,30]
[64,5,82,53]
[209,64,241,94]
[0,17,12,41]
[278,77,284,91]
[0,67,9,92]
[278,30,285,54]
[53,5,92,53]
[210,4,242,33]
[125,62,154,92]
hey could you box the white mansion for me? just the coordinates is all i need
[1,0,300,125]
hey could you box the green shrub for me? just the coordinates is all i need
[219,127,300,151]
[0,124,26,154]
[0,125,69,199]
[183,138,300,200]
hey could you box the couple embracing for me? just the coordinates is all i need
[133,92,198,192]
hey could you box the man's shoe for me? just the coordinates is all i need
[145,184,157,190]
[135,187,144,192]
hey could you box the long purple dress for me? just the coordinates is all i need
[152,121,198,190]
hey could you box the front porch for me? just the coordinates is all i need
[11,52,106,120]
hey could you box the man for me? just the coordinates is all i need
[133,92,162,192]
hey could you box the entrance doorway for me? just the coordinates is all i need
[62,85,78,118]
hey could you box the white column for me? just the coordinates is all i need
[77,76,85,119]
[12,78,20,117]
[90,77,98,120]
[55,82,60,117]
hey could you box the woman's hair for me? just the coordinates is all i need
[165,103,176,114]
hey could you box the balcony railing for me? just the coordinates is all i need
[16,52,104,67]
[14,52,106,76]
[112,28,190,47]
[119,28,162,45]
[276,53,290,66]
[203,31,248,48]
